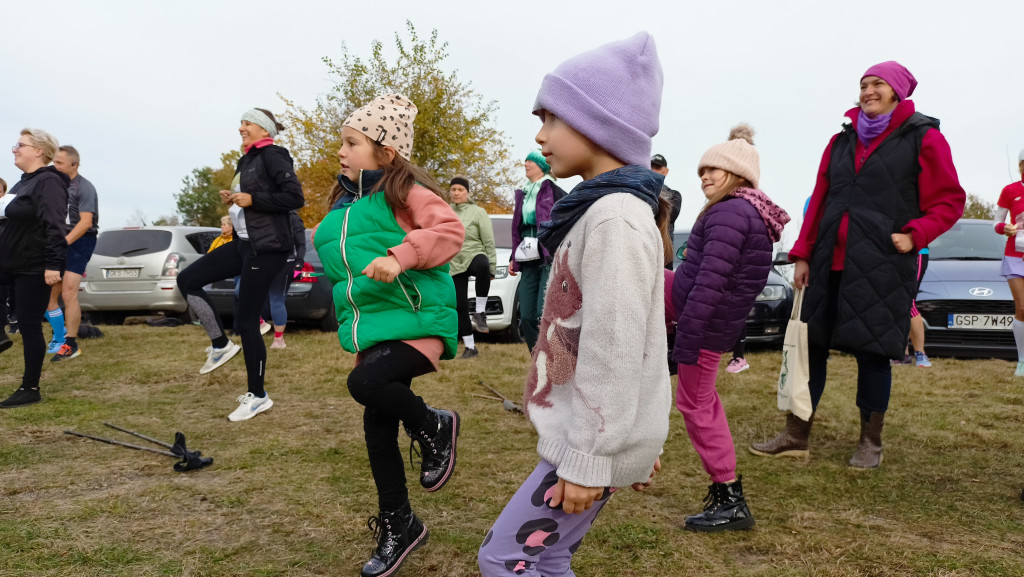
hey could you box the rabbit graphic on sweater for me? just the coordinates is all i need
[523,245,589,409]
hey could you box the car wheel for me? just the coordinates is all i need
[319,304,339,332]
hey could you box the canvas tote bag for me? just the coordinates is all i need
[777,287,813,420]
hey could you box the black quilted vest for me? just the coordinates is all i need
[803,112,938,359]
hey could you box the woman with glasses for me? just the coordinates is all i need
[0,129,69,408]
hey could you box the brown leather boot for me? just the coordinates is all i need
[849,411,885,469]
[749,412,813,458]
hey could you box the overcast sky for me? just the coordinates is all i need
[3,0,1021,247]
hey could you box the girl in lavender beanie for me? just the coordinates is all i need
[479,32,674,576]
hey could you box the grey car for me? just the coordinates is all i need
[79,226,219,324]
[916,219,1014,359]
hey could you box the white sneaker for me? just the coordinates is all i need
[227,392,274,421]
[1015,361,1024,377]
[199,341,241,374]
[259,321,272,335]
[270,336,286,349]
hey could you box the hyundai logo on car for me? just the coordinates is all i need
[968,287,994,297]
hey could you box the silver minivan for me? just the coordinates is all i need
[79,226,219,323]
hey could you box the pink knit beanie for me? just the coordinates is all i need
[697,125,760,190]
[532,32,663,167]
[861,61,918,101]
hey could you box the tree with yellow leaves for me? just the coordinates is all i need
[279,21,517,224]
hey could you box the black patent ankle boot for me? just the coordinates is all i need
[684,475,756,532]
[361,502,428,577]
[404,406,461,492]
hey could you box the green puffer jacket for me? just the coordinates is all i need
[314,191,458,359]
[449,202,497,276]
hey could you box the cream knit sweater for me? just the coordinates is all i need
[523,193,671,488]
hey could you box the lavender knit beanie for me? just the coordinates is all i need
[532,32,663,167]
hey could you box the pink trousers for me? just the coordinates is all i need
[677,349,736,483]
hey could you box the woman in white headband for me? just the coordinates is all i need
[176,108,305,421]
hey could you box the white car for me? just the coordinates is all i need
[467,214,523,342]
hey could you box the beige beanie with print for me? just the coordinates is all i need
[342,93,418,160]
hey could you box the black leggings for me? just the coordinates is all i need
[808,271,892,413]
[1,273,50,389]
[347,341,434,510]
[451,253,491,338]
[177,240,287,396]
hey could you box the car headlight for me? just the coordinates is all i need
[494,266,509,280]
[756,284,787,302]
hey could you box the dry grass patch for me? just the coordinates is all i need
[0,327,1023,576]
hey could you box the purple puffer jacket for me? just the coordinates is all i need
[672,196,773,365]
[510,179,558,272]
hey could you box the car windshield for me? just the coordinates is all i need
[928,220,1004,261]
[490,217,514,249]
[94,230,172,257]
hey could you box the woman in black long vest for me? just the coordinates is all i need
[749,62,965,468]
[0,129,69,408]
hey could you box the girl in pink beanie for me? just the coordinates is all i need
[478,32,674,576]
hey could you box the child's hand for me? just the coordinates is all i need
[363,255,402,283]
[548,478,605,514]
[891,232,914,253]
[1006,223,1018,236]
[631,457,661,491]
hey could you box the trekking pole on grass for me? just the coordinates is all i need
[64,425,213,472]
[478,380,523,414]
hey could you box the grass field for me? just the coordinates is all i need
[1,325,1023,577]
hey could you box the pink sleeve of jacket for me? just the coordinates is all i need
[900,129,966,249]
[789,136,837,262]
[388,185,465,271]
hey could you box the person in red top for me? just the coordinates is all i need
[749,61,965,469]
[993,148,1024,377]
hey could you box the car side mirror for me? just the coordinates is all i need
[773,251,790,266]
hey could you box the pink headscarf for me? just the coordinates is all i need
[862,61,918,101]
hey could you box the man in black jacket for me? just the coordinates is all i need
[651,154,682,268]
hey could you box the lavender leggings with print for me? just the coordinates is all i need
[478,460,611,577]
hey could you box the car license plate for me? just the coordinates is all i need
[947,313,1013,330]
[104,268,140,279]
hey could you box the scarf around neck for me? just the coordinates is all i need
[331,169,385,210]
[856,109,893,146]
[522,174,554,226]
[538,164,663,254]
[728,187,791,243]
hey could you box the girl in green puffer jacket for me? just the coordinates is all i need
[312,93,464,577]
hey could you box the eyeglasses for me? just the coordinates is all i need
[12,142,37,153]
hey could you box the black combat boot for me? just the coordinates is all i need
[361,502,428,577]
[404,406,460,492]
[684,475,755,532]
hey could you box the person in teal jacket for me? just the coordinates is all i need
[313,93,465,577]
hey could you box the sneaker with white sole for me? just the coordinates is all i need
[726,357,749,373]
[199,341,241,374]
[228,392,274,421]
[270,336,286,349]
[914,351,932,368]
[259,321,272,335]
